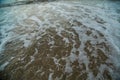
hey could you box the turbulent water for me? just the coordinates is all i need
[0,0,120,80]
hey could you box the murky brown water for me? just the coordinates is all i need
[0,19,117,80]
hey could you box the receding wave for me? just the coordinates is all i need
[0,0,120,80]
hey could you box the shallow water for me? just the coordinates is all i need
[0,0,120,80]
[0,0,16,4]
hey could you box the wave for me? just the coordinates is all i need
[0,1,120,80]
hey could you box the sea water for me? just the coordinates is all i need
[0,0,16,4]
[0,1,120,79]
[0,4,14,52]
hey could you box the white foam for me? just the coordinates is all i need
[0,1,120,79]
[63,38,69,43]
[65,58,73,73]
[24,56,35,68]
[0,62,9,71]
[20,36,32,48]
[29,16,42,26]
[48,73,53,80]
[68,53,77,63]
[52,57,59,65]
[23,39,31,48]
[48,41,55,45]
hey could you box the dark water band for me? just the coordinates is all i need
[0,1,37,8]
[0,0,55,8]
